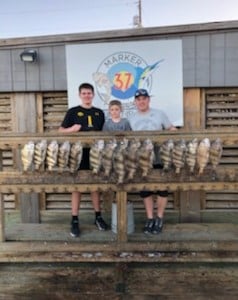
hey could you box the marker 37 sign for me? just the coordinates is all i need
[93,51,163,108]
[66,40,183,126]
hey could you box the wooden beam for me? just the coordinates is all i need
[116,191,127,243]
[20,193,40,223]
[0,181,238,194]
[1,20,238,47]
[12,94,40,223]
[183,88,202,130]
[179,191,203,222]
[0,129,237,148]
[0,240,237,263]
[0,193,5,242]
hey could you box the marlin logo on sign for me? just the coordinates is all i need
[93,51,164,108]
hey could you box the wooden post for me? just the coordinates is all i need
[116,190,127,243]
[183,88,202,130]
[179,191,202,222]
[0,193,5,242]
[12,93,40,223]
[180,88,203,222]
[0,150,2,171]
[20,193,40,223]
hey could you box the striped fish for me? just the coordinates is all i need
[197,138,210,175]
[159,139,174,172]
[172,139,187,174]
[125,138,141,180]
[21,141,35,171]
[46,140,59,171]
[89,139,105,175]
[58,141,71,171]
[113,139,128,184]
[102,139,117,178]
[138,139,154,178]
[68,141,83,173]
[33,139,47,170]
[185,138,198,173]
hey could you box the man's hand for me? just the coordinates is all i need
[169,126,177,131]
[58,124,82,133]
[71,124,82,132]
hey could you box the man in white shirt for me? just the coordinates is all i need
[129,88,177,234]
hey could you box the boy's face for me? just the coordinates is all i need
[109,105,121,119]
[79,88,94,107]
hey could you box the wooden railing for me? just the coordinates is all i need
[0,129,238,244]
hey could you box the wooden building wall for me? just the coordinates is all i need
[0,21,238,221]
[1,22,238,92]
[1,88,238,220]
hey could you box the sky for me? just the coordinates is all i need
[0,0,238,39]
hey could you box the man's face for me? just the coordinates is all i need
[79,88,94,107]
[134,96,150,112]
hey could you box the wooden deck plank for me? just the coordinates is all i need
[0,194,4,241]
[0,262,238,299]
[1,211,238,263]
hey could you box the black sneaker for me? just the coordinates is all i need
[70,219,80,237]
[95,216,109,231]
[152,217,163,234]
[143,218,154,234]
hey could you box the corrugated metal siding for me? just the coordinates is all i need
[0,45,67,92]
[2,32,238,91]
[182,33,238,87]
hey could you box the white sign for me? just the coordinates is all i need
[66,39,183,126]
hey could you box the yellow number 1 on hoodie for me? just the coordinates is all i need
[88,115,93,127]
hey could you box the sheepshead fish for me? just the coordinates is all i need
[46,140,59,171]
[209,138,223,170]
[102,139,117,178]
[33,139,47,170]
[89,139,105,175]
[172,139,187,174]
[21,141,35,171]
[113,139,128,184]
[58,141,71,171]
[125,138,141,180]
[185,138,198,173]
[159,139,174,171]
[138,139,154,178]
[69,141,83,173]
[197,138,210,175]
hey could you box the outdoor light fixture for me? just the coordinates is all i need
[20,49,37,62]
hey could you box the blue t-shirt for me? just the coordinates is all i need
[102,118,131,131]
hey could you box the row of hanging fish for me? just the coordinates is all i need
[90,138,155,184]
[21,137,223,179]
[159,137,223,175]
[21,140,83,172]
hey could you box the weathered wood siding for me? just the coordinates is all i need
[0,21,238,218]
[0,88,238,218]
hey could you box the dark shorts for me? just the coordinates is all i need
[79,148,90,170]
[139,164,169,198]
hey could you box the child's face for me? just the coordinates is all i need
[109,105,121,119]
